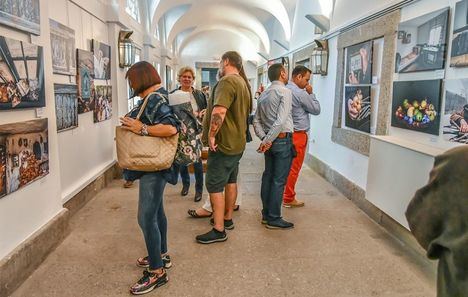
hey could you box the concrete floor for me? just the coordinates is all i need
[12,141,436,297]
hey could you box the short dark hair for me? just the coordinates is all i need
[292,65,312,78]
[125,61,161,97]
[268,63,284,82]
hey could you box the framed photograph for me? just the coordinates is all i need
[91,40,111,80]
[344,86,371,133]
[50,19,76,76]
[54,84,78,132]
[450,0,468,67]
[0,0,40,35]
[443,79,468,143]
[345,40,373,85]
[398,31,405,39]
[0,118,49,199]
[395,8,449,73]
[392,80,442,135]
[76,49,95,114]
[93,85,112,123]
[0,36,45,110]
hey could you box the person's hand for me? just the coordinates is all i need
[199,109,207,118]
[209,136,217,151]
[305,84,313,95]
[257,142,272,153]
[120,117,144,135]
[460,119,468,133]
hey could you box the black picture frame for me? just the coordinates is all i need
[345,40,373,85]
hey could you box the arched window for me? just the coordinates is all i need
[125,0,140,23]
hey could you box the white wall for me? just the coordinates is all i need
[0,0,152,260]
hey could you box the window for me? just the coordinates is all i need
[125,0,140,23]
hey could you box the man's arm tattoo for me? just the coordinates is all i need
[209,113,223,137]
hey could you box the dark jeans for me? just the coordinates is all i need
[138,172,168,270]
[180,160,204,193]
[260,136,294,222]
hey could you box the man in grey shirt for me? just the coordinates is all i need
[253,63,295,229]
[284,66,321,208]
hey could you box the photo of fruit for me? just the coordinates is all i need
[391,80,442,135]
[345,86,371,133]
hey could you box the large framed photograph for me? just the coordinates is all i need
[0,0,40,35]
[93,85,112,123]
[54,84,78,132]
[50,19,76,76]
[443,79,468,143]
[0,36,45,110]
[345,40,373,85]
[395,8,449,73]
[76,49,95,114]
[0,118,49,199]
[450,0,468,67]
[92,40,111,80]
[392,80,442,135]
[344,86,371,133]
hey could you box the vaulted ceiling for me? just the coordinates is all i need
[148,0,298,62]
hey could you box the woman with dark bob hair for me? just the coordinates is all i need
[120,61,180,295]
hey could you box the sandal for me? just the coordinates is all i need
[187,209,212,218]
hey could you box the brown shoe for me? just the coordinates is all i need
[283,199,305,208]
[123,180,134,188]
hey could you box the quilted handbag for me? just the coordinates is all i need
[116,93,178,172]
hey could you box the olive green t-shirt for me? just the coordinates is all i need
[202,74,251,155]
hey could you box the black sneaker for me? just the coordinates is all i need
[181,184,189,196]
[209,218,234,230]
[136,255,172,269]
[194,192,202,202]
[266,218,294,229]
[196,228,227,244]
[130,269,168,295]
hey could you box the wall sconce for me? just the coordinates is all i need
[118,30,135,68]
[311,39,328,76]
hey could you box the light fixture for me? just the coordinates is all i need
[118,30,135,68]
[305,14,330,33]
[311,39,328,76]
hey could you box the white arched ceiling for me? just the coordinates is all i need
[151,0,292,41]
[179,30,260,61]
[177,25,266,57]
[168,4,270,54]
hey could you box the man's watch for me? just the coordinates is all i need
[140,124,149,136]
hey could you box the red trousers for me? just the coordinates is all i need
[283,131,308,203]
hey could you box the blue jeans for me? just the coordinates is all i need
[138,172,168,270]
[180,160,204,193]
[260,136,294,222]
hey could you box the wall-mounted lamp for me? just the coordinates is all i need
[305,14,330,33]
[311,39,328,76]
[118,30,135,68]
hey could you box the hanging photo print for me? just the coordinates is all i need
[0,0,40,35]
[0,36,45,110]
[50,19,76,75]
[76,49,95,114]
[443,79,468,143]
[92,40,111,80]
[450,0,468,67]
[0,118,49,199]
[395,8,449,73]
[345,40,373,85]
[54,84,78,132]
[392,80,442,135]
[93,85,112,123]
[344,86,371,133]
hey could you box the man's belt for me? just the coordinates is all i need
[277,132,292,138]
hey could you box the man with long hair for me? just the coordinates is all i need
[196,51,252,244]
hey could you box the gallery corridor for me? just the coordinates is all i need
[12,140,435,297]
